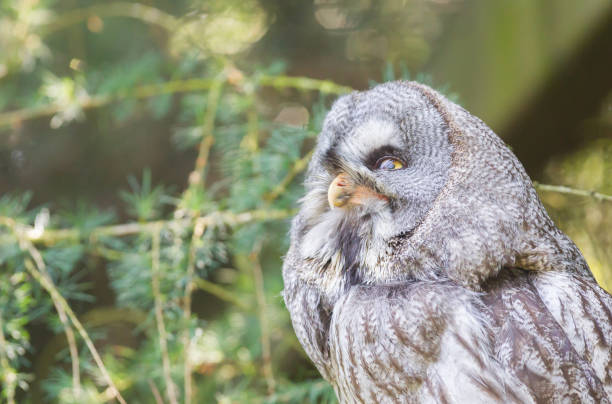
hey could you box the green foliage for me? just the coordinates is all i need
[119,169,170,222]
[0,2,336,403]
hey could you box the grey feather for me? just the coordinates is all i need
[282,81,612,403]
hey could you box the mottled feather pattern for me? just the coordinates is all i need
[282,81,612,403]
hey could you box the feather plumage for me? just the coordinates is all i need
[282,81,612,403]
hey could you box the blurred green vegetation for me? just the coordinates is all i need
[0,0,611,403]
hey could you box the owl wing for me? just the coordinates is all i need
[484,269,612,401]
[328,270,612,403]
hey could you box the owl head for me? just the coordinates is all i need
[286,81,587,301]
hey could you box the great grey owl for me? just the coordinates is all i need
[282,81,612,403]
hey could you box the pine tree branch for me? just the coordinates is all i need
[0,218,126,404]
[0,76,351,130]
[0,79,217,129]
[0,219,82,399]
[151,225,179,404]
[21,209,293,245]
[25,263,127,403]
[40,2,179,35]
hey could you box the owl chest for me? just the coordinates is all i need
[320,284,518,404]
[322,287,448,403]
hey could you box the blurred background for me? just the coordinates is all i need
[0,0,611,403]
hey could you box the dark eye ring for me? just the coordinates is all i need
[375,157,404,170]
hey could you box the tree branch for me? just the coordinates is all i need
[0,76,351,130]
[147,379,165,404]
[257,75,353,95]
[182,218,204,404]
[192,277,252,312]
[0,218,127,404]
[249,244,276,395]
[151,225,179,404]
[40,2,179,35]
[0,79,216,129]
[1,219,82,399]
[20,209,293,245]
[187,77,224,188]
[534,182,612,203]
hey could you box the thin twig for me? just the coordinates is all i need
[90,245,124,261]
[187,78,224,187]
[34,235,82,399]
[249,243,276,395]
[0,79,216,129]
[16,208,293,245]
[1,220,82,398]
[40,2,178,35]
[0,75,351,130]
[148,379,165,404]
[264,149,314,202]
[0,218,127,404]
[256,75,353,95]
[57,301,81,399]
[240,91,259,153]
[23,259,127,403]
[192,277,252,312]
[0,314,16,404]
[151,225,179,404]
[182,219,205,404]
[534,182,612,203]
[182,76,225,404]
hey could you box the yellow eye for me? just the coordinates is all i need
[376,157,404,170]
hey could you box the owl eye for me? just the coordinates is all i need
[375,157,404,170]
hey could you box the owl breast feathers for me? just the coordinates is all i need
[282,81,612,403]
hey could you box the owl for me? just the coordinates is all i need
[282,81,612,403]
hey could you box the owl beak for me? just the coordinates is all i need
[328,173,388,209]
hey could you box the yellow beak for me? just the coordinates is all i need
[328,173,353,208]
[327,173,388,209]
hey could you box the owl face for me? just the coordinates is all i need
[295,83,454,296]
[289,81,584,300]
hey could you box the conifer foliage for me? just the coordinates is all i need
[0,1,347,402]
